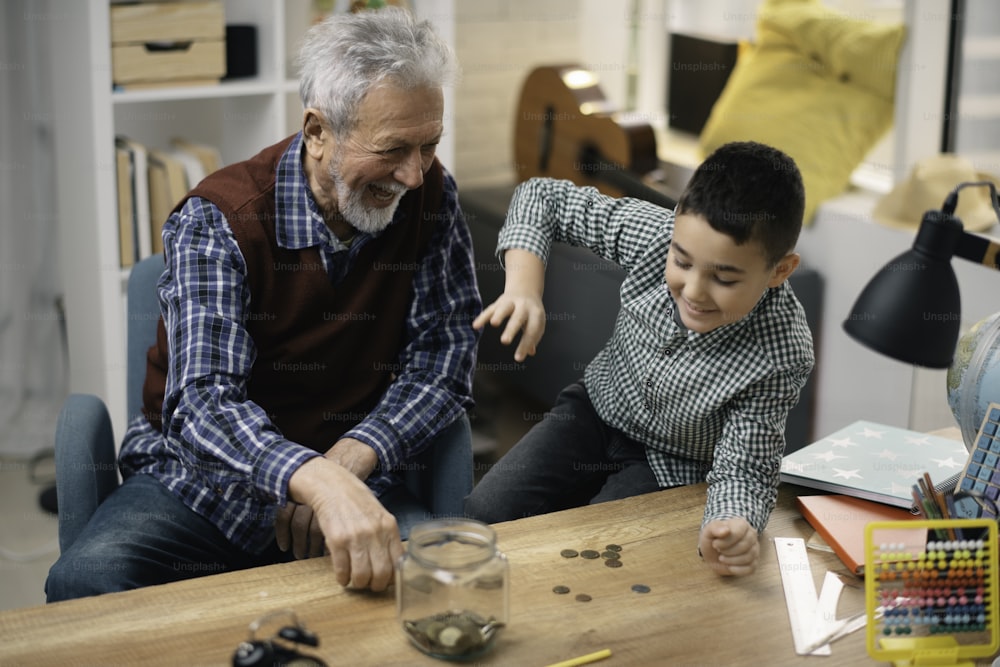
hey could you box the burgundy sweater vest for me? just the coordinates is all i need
[142,136,442,452]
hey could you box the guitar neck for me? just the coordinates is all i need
[579,147,677,210]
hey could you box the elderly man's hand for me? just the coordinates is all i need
[284,456,403,591]
[276,437,381,561]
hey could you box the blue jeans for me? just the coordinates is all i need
[464,382,661,523]
[46,474,282,601]
[46,415,472,602]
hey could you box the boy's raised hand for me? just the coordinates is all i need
[472,248,547,362]
[698,517,759,576]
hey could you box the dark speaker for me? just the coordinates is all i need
[667,32,740,136]
[225,24,258,79]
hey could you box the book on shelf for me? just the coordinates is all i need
[114,142,136,268]
[168,147,205,193]
[146,148,191,254]
[115,136,151,264]
[780,420,968,509]
[796,494,919,575]
[170,137,222,177]
[113,136,223,260]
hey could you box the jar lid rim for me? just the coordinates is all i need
[408,518,497,540]
[406,519,500,567]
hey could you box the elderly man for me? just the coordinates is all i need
[47,7,479,600]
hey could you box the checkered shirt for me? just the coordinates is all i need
[497,177,814,532]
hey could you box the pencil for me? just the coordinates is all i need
[924,472,956,540]
[543,648,613,667]
[944,492,965,540]
[912,485,927,518]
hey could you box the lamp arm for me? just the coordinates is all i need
[947,181,1000,270]
[955,231,1000,271]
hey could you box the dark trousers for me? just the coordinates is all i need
[464,382,661,523]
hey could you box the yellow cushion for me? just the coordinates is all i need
[698,0,905,223]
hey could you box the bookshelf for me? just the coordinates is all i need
[49,0,455,441]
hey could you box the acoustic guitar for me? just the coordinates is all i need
[513,64,676,209]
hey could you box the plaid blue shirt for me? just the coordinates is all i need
[119,134,481,553]
[498,178,814,532]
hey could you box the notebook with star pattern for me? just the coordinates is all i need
[780,421,969,509]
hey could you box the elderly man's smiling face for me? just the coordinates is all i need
[303,83,444,236]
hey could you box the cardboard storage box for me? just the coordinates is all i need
[110,1,225,88]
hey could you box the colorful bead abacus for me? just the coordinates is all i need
[865,519,998,665]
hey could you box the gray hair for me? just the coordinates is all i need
[296,6,458,137]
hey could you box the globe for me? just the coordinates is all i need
[947,311,1000,450]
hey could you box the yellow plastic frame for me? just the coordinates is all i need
[864,519,999,666]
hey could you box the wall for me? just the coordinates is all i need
[452,0,583,187]
[450,0,1000,440]
[0,0,66,458]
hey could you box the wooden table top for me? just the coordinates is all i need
[0,482,883,666]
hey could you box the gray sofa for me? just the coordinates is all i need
[462,185,823,455]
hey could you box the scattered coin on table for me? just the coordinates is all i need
[575,594,592,602]
[631,584,651,594]
[600,550,620,560]
[552,585,571,594]
[560,549,579,559]
[579,550,600,559]
[604,558,623,568]
[606,544,622,552]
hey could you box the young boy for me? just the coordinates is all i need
[465,141,814,576]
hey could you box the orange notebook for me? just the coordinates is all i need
[796,494,917,575]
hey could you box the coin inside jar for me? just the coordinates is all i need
[402,610,504,658]
[604,558,623,568]
[552,585,571,594]
[579,550,600,559]
[560,549,579,559]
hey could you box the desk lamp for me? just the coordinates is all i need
[843,181,1000,368]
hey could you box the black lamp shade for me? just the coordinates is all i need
[843,180,1000,372]
[843,247,961,368]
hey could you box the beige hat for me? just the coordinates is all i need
[873,155,1000,233]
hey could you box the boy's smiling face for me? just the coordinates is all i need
[664,212,799,333]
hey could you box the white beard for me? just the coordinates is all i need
[329,158,406,235]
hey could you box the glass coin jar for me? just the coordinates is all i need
[396,519,508,660]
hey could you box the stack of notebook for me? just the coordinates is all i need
[782,420,970,575]
[780,420,968,508]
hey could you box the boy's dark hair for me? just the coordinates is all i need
[676,141,805,266]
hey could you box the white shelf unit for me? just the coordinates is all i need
[50,0,312,441]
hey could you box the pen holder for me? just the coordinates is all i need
[864,519,999,667]
[396,519,508,661]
